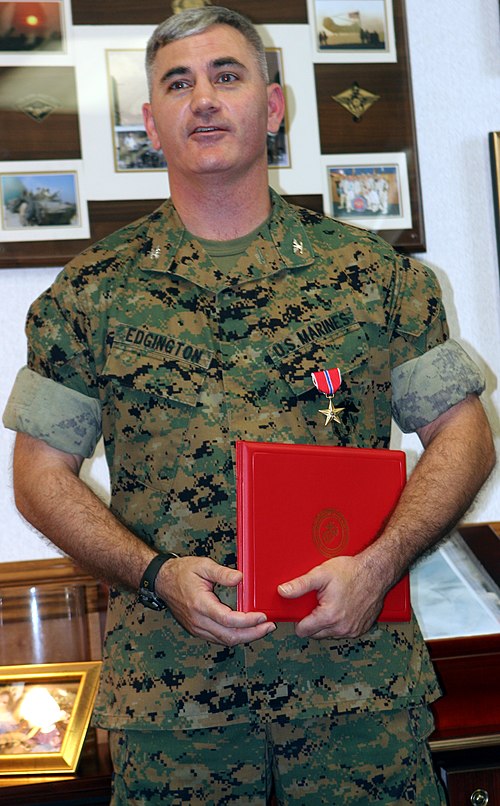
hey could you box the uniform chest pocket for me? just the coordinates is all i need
[267,322,378,446]
[101,341,208,492]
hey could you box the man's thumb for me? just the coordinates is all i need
[278,575,312,598]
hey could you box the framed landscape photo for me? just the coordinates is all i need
[321,152,412,231]
[0,160,89,241]
[0,661,101,775]
[307,0,397,63]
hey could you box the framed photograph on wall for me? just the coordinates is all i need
[258,24,322,196]
[0,0,74,65]
[263,47,290,169]
[106,47,167,174]
[490,131,500,271]
[74,24,322,200]
[306,0,397,63]
[0,160,89,241]
[0,661,101,774]
[321,152,412,231]
[105,45,291,174]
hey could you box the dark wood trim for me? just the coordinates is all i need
[70,0,309,25]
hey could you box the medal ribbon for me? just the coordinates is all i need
[311,368,342,397]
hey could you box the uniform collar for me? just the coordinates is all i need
[139,189,315,293]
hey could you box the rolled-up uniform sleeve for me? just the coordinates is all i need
[3,366,101,457]
[2,268,102,457]
[391,339,486,433]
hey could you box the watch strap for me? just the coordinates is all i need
[138,552,178,610]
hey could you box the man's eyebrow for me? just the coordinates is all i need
[211,56,246,70]
[160,65,190,83]
[160,56,247,84]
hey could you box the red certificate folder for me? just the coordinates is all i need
[236,440,409,622]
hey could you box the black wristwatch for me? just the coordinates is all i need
[138,552,179,611]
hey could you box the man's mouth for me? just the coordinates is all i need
[191,126,224,134]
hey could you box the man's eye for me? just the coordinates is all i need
[216,73,238,84]
[169,80,189,91]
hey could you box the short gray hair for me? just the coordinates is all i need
[145,5,269,96]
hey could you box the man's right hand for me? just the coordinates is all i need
[157,556,276,646]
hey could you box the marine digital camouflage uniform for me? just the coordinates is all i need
[4,190,484,737]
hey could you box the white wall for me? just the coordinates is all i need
[1,0,499,562]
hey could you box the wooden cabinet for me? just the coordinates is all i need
[428,633,500,805]
[433,747,500,806]
[427,522,500,805]
[0,531,498,804]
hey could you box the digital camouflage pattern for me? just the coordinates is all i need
[5,190,482,731]
[109,706,446,804]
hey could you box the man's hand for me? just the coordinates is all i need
[278,553,384,639]
[157,556,276,646]
[279,394,495,641]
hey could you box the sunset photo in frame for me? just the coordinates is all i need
[307,0,397,63]
[321,152,412,231]
[0,661,101,775]
[0,0,74,65]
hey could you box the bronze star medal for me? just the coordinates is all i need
[311,368,344,427]
[319,397,345,426]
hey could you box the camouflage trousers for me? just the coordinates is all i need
[109,705,447,805]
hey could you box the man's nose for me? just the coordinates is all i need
[190,78,219,113]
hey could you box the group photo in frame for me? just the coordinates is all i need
[0,160,89,241]
[0,661,101,775]
[321,152,412,231]
[306,0,397,63]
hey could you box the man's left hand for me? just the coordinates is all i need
[278,554,385,639]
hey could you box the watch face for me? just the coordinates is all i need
[138,589,167,611]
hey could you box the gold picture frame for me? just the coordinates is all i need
[489,131,500,269]
[0,661,101,775]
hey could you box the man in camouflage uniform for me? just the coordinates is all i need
[3,6,494,804]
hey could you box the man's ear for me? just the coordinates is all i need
[266,83,286,135]
[142,102,161,150]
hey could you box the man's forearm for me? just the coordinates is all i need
[361,394,495,593]
[13,432,154,590]
[13,433,277,646]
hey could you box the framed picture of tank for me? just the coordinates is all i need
[306,0,397,63]
[490,132,500,271]
[0,160,90,241]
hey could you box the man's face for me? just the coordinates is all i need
[142,24,284,182]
